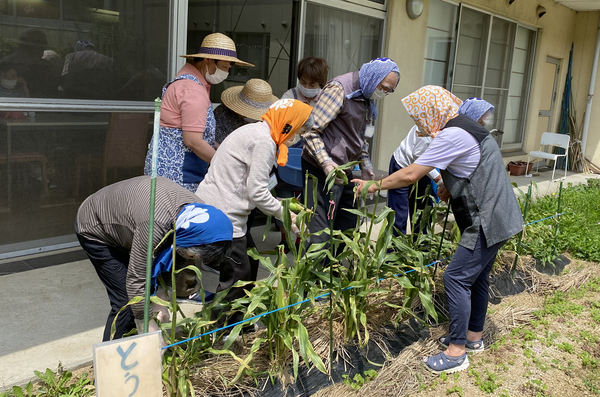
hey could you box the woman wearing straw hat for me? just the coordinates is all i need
[195,99,314,319]
[213,78,278,147]
[144,33,253,192]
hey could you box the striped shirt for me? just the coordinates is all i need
[303,81,373,169]
[75,176,198,319]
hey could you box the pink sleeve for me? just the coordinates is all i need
[178,86,210,133]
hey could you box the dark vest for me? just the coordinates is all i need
[441,115,523,249]
[302,71,370,167]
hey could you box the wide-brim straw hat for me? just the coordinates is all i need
[221,79,278,120]
[180,33,254,67]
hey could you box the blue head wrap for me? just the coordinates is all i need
[152,203,233,286]
[458,98,494,123]
[346,57,400,120]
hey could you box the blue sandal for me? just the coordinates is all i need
[423,351,470,374]
[438,335,485,354]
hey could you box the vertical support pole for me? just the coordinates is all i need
[328,191,334,374]
[144,98,162,333]
[434,204,451,279]
[512,183,532,278]
[552,182,563,258]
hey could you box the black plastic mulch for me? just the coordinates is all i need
[249,317,428,397]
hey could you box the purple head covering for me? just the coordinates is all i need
[347,57,400,120]
[458,98,494,123]
[74,40,94,52]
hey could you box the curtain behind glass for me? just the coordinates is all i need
[303,3,383,79]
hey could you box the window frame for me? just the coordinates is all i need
[449,3,537,150]
[0,0,181,113]
[298,0,387,161]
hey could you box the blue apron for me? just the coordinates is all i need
[144,74,216,192]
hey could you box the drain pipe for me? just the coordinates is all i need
[580,17,600,164]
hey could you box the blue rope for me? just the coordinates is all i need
[162,210,567,350]
[162,255,454,350]
[524,212,565,226]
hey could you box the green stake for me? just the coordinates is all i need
[552,181,563,258]
[512,183,532,278]
[328,191,334,374]
[143,98,162,333]
[434,204,451,279]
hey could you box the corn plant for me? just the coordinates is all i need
[385,183,453,324]
[309,180,398,346]
[227,194,328,381]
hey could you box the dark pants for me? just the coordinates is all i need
[216,231,259,303]
[443,228,506,345]
[302,158,357,247]
[387,156,433,235]
[76,232,136,342]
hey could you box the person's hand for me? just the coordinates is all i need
[290,211,301,236]
[351,178,380,198]
[323,160,344,184]
[152,284,172,323]
[17,77,27,87]
[361,167,375,181]
[437,186,451,203]
[134,319,167,352]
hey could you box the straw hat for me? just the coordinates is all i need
[221,79,278,120]
[180,33,254,67]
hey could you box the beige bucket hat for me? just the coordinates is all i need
[180,33,254,67]
[221,79,278,120]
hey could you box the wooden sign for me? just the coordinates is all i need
[93,332,163,397]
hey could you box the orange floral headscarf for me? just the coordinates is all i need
[401,85,462,137]
[262,99,313,166]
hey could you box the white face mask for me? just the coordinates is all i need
[370,88,387,101]
[284,134,301,147]
[297,83,320,99]
[205,67,228,85]
[1,79,18,90]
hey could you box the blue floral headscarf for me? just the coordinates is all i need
[347,57,400,120]
[458,98,494,123]
[152,203,233,286]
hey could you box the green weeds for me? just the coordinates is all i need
[0,365,94,397]
[342,369,378,390]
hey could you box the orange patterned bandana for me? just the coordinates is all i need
[401,85,462,137]
[262,99,313,166]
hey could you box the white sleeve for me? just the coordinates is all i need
[428,168,440,181]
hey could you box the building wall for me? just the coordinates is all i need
[377,0,600,171]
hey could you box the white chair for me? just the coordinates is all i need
[525,132,570,180]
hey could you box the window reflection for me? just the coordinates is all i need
[0,111,152,249]
[0,0,169,101]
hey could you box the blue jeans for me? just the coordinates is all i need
[443,228,506,345]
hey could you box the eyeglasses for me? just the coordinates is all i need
[377,83,394,94]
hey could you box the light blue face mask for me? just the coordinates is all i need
[297,83,320,99]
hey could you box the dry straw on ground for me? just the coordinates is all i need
[310,254,594,397]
